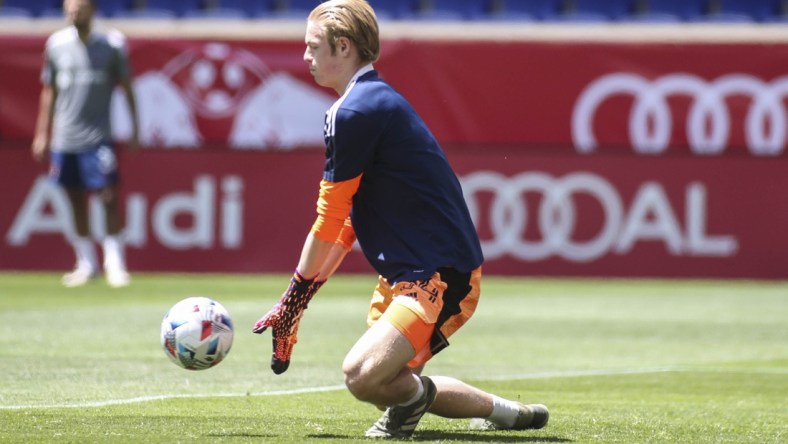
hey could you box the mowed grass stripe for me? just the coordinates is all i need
[3,366,787,410]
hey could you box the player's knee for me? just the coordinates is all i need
[342,357,365,398]
[342,356,377,402]
[343,375,371,402]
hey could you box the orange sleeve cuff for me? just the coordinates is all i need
[336,217,356,249]
[310,175,361,243]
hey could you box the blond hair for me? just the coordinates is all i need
[308,0,380,64]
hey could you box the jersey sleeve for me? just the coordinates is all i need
[336,217,356,250]
[107,30,132,82]
[40,42,54,86]
[310,175,362,243]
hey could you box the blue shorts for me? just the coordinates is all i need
[49,144,119,190]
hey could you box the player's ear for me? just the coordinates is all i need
[338,37,351,58]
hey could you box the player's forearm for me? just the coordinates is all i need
[296,232,339,279]
[318,242,350,280]
[33,87,54,140]
[122,80,140,143]
[31,87,55,161]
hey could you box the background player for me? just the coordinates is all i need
[31,0,139,288]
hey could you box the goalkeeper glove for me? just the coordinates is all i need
[252,270,325,374]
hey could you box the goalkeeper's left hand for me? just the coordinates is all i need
[252,271,325,374]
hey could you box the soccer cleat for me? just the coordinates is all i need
[62,266,97,288]
[365,376,437,439]
[469,403,549,431]
[105,268,131,288]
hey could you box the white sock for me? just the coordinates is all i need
[103,235,127,272]
[486,396,521,428]
[72,236,98,272]
[397,374,424,406]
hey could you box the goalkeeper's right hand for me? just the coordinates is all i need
[252,271,324,374]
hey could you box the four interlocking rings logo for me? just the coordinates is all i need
[572,73,788,156]
[462,171,623,263]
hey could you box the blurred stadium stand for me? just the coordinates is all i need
[212,0,276,18]
[269,0,321,19]
[399,0,484,21]
[704,0,782,22]
[129,0,202,18]
[628,0,705,22]
[0,0,59,17]
[483,0,558,21]
[558,0,633,21]
[0,0,786,22]
[0,6,31,18]
[97,0,135,17]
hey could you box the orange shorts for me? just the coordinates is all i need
[367,267,482,368]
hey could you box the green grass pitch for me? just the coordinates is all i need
[0,272,786,443]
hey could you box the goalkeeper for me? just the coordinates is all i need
[252,0,548,438]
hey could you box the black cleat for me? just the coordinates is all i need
[365,376,438,438]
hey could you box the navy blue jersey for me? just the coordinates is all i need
[323,67,483,283]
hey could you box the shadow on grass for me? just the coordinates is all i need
[207,433,277,438]
[416,432,571,443]
[307,432,571,442]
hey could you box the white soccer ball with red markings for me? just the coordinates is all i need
[161,297,234,370]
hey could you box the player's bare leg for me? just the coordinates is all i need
[68,187,90,237]
[429,376,549,430]
[343,320,437,438]
[406,363,495,418]
[62,188,97,287]
[97,185,121,235]
[344,320,548,437]
[428,376,493,417]
[415,361,547,429]
[343,320,420,406]
[97,185,129,287]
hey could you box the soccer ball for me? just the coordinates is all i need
[161,297,234,370]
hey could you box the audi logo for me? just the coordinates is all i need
[460,171,737,263]
[572,73,788,156]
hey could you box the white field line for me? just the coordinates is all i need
[2,366,786,410]
[0,384,347,410]
[466,366,788,381]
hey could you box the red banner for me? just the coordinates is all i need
[1,36,786,157]
[1,148,786,278]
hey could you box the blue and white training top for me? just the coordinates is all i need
[41,26,131,152]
